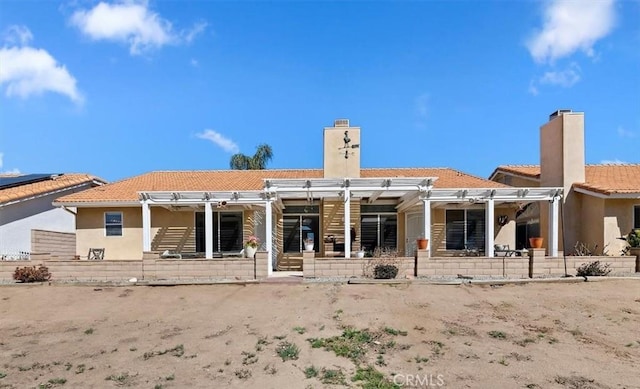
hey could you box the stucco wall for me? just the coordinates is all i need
[76,207,143,260]
[604,199,640,255]
[0,192,77,256]
[579,195,605,253]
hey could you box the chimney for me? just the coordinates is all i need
[323,119,361,178]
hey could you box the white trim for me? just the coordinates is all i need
[53,201,141,208]
[204,202,213,259]
[549,198,559,257]
[2,182,97,208]
[265,200,273,276]
[488,169,541,183]
[485,199,495,257]
[574,187,640,199]
[141,201,151,251]
[104,211,123,237]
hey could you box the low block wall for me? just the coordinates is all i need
[302,250,638,279]
[0,251,271,283]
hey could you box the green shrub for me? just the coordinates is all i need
[374,265,398,279]
[576,261,612,277]
[13,265,51,283]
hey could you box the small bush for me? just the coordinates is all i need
[576,261,612,277]
[276,341,299,361]
[13,265,51,283]
[374,265,398,279]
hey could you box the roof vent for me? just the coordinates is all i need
[549,109,572,120]
[334,119,349,127]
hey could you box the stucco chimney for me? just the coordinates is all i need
[539,109,585,252]
[323,119,361,178]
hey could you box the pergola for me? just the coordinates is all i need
[139,177,563,276]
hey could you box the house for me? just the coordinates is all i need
[0,173,105,259]
[490,110,640,255]
[54,119,563,274]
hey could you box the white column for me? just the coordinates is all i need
[142,200,151,252]
[265,200,273,276]
[344,189,351,259]
[485,199,495,257]
[549,198,559,257]
[422,198,431,257]
[205,202,213,259]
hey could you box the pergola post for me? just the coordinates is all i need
[344,188,351,259]
[549,197,559,257]
[265,199,273,276]
[422,198,431,257]
[485,198,495,257]
[142,200,151,252]
[204,202,213,259]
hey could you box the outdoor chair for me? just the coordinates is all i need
[88,248,105,260]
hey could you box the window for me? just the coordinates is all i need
[445,209,485,251]
[283,215,319,253]
[195,212,243,252]
[634,205,640,229]
[360,213,397,252]
[105,212,123,236]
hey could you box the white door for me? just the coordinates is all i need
[405,212,424,256]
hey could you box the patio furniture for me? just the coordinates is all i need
[494,245,528,257]
[88,248,105,260]
[160,250,182,259]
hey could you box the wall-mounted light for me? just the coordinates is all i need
[497,215,509,226]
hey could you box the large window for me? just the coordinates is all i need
[635,205,640,229]
[105,212,122,236]
[283,215,319,253]
[360,205,397,252]
[445,209,485,251]
[195,212,243,253]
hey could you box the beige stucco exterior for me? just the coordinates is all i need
[323,119,361,178]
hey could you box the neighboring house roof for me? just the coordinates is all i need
[0,173,105,206]
[55,168,508,205]
[491,164,640,196]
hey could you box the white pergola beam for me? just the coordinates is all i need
[204,202,213,259]
[549,197,559,257]
[485,198,495,257]
[141,200,151,252]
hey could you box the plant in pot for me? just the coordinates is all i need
[529,237,544,249]
[618,229,640,271]
[304,238,315,251]
[244,235,260,258]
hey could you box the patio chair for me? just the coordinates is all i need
[88,248,105,260]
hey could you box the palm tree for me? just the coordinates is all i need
[230,143,273,170]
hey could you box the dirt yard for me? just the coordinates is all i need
[1,280,639,388]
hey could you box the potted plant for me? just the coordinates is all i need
[304,238,314,251]
[619,229,640,271]
[417,237,428,250]
[244,235,260,258]
[529,237,544,249]
[356,249,365,258]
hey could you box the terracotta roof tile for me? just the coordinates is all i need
[55,168,508,204]
[0,174,104,205]
[493,164,640,195]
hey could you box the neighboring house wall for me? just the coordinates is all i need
[31,229,76,258]
[0,191,77,257]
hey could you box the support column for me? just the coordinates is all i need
[205,202,213,259]
[485,199,495,257]
[265,200,273,276]
[422,198,431,257]
[344,189,351,259]
[142,200,151,252]
[549,198,559,257]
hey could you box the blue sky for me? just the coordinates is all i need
[1,0,638,182]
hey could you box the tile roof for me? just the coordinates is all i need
[0,174,104,205]
[55,168,508,204]
[494,164,640,195]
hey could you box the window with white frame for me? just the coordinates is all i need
[105,212,123,236]
[634,205,640,229]
[445,209,485,251]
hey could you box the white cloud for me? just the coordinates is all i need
[196,129,239,153]
[528,80,539,96]
[600,159,627,165]
[190,58,199,67]
[617,126,636,138]
[527,0,616,63]
[0,26,83,104]
[538,63,581,87]
[0,152,21,175]
[70,1,206,55]
[184,21,207,44]
[415,93,429,120]
[4,25,33,46]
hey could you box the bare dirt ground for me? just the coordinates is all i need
[1,280,639,389]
